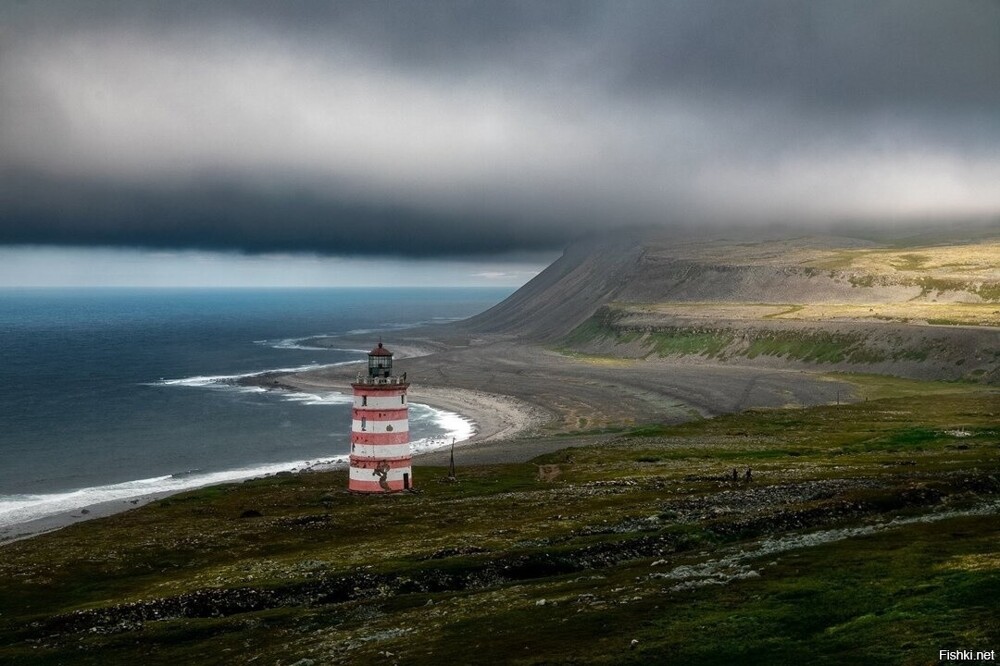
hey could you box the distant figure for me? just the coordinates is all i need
[745,467,753,483]
[732,468,739,482]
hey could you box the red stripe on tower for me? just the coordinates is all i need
[348,341,412,493]
[350,408,408,420]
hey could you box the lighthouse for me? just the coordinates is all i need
[349,342,412,492]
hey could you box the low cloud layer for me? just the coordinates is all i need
[2,1,998,256]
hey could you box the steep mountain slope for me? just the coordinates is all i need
[459,232,648,339]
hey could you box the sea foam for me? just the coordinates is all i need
[0,397,476,531]
[409,404,477,453]
[151,362,341,388]
[259,336,370,353]
[0,457,347,531]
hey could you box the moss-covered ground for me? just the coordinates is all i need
[1,384,997,665]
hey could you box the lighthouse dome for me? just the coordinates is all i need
[367,341,394,377]
[369,342,393,356]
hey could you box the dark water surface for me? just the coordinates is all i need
[0,288,509,526]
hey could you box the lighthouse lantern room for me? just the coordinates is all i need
[349,342,412,492]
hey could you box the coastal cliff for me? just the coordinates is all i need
[457,228,1000,383]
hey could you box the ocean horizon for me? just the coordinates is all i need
[0,287,511,532]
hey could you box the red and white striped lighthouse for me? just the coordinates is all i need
[349,341,412,492]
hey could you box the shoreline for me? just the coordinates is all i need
[0,380,544,546]
[264,371,549,445]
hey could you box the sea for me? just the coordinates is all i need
[0,287,510,533]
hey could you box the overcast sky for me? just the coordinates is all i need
[1,1,998,285]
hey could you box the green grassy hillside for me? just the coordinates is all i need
[2,381,997,665]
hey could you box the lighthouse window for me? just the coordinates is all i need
[401,395,406,404]
[362,396,367,406]
[361,417,366,431]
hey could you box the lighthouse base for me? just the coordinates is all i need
[348,460,413,493]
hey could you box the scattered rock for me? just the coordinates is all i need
[423,545,488,560]
[278,514,332,529]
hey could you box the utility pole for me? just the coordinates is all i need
[448,437,456,480]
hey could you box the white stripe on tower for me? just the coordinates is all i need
[353,394,407,409]
[350,419,409,434]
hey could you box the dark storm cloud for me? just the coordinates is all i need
[0,172,565,256]
[1,1,998,256]
[610,2,1000,111]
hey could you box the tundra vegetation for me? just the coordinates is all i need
[1,376,997,665]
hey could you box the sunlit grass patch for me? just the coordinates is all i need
[555,349,637,367]
[937,552,1000,573]
[826,372,990,400]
